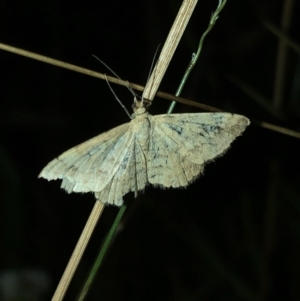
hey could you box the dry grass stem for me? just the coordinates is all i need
[51,201,105,301]
[0,41,204,107]
[252,120,300,139]
[48,0,199,299]
[0,42,128,86]
[0,44,299,143]
[142,0,198,101]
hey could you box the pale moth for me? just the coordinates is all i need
[39,96,250,206]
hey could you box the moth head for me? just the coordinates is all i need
[132,97,151,116]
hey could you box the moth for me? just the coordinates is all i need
[39,97,250,206]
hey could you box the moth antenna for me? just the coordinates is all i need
[142,45,161,105]
[104,74,132,119]
[125,80,138,98]
[92,54,138,99]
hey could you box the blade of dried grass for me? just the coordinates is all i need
[51,201,105,301]
[50,0,198,300]
[1,42,299,139]
[0,41,211,109]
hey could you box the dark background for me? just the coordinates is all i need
[1,0,300,300]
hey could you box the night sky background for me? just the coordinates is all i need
[1,0,300,300]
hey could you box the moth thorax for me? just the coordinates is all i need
[134,107,146,115]
[132,98,147,116]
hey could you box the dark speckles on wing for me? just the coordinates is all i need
[168,123,184,135]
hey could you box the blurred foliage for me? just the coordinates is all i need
[1,0,300,300]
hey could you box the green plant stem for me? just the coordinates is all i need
[77,204,127,301]
[168,0,227,114]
